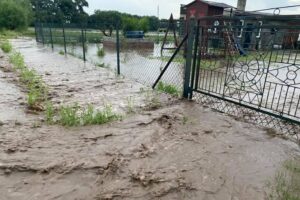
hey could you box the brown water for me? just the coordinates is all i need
[0,38,299,200]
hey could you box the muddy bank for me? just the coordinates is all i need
[0,38,299,200]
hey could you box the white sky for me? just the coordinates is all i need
[84,0,300,19]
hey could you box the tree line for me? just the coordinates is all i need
[0,0,160,33]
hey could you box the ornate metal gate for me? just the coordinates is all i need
[188,15,300,140]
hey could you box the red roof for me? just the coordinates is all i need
[183,0,233,8]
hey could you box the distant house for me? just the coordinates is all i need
[179,0,233,35]
[180,0,233,21]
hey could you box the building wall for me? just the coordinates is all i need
[186,1,209,21]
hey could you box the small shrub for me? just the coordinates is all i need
[0,40,12,53]
[9,52,25,69]
[97,47,105,57]
[59,50,65,55]
[85,105,120,125]
[59,104,80,126]
[157,81,180,97]
[27,88,40,107]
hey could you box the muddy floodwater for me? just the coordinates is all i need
[0,38,299,200]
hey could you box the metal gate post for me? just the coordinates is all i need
[189,20,200,100]
[183,19,196,99]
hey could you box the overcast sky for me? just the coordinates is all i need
[84,0,300,19]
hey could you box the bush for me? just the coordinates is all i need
[0,0,29,30]
[0,40,12,53]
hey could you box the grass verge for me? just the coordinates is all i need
[45,103,121,127]
[9,52,47,110]
[268,158,300,200]
[157,81,180,97]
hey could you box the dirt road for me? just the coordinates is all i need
[0,38,299,200]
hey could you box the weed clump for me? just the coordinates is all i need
[45,103,121,127]
[59,50,65,55]
[268,158,300,200]
[0,40,12,53]
[97,47,105,57]
[157,81,180,97]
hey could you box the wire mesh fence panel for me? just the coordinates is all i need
[119,29,185,96]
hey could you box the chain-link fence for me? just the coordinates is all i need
[35,21,186,95]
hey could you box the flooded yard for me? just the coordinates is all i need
[0,38,299,199]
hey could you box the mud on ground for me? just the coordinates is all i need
[0,39,299,200]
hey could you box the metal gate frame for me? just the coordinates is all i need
[185,15,300,140]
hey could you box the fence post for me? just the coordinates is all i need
[34,21,38,42]
[183,19,196,99]
[81,26,86,62]
[49,23,54,50]
[62,23,67,55]
[116,22,121,75]
[189,20,200,100]
[41,23,45,45]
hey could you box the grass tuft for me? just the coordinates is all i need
[268,158,300,200]
[0,40,12,53]
[46,103,120,127]
[157,81,180,97]
[97,47,105,57]
[59,50,65,55]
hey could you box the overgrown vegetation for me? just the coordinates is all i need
[268,158,300,200]
[0,0,32,30]
[157,81,180,97]
[97,47,105,57]
[9,52,47,110]
[0,40,12,53]
[45,103,121,127]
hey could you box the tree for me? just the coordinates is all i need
[0,0,32,30]
[31,0,89,24]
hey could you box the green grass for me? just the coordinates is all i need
[125,96,135,114]
[268,158,300,200]
[45,102,55,124]
[46,103,121,127]
[0,40,12,53]
[59,50,65,55]
[97,47,105,57]
[9,52,48,109]
[0,29,35,40]
[41,29,103,44]
[157,81,180,97]
[9,52,25,69]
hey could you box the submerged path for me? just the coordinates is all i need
[0,38,299,200]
